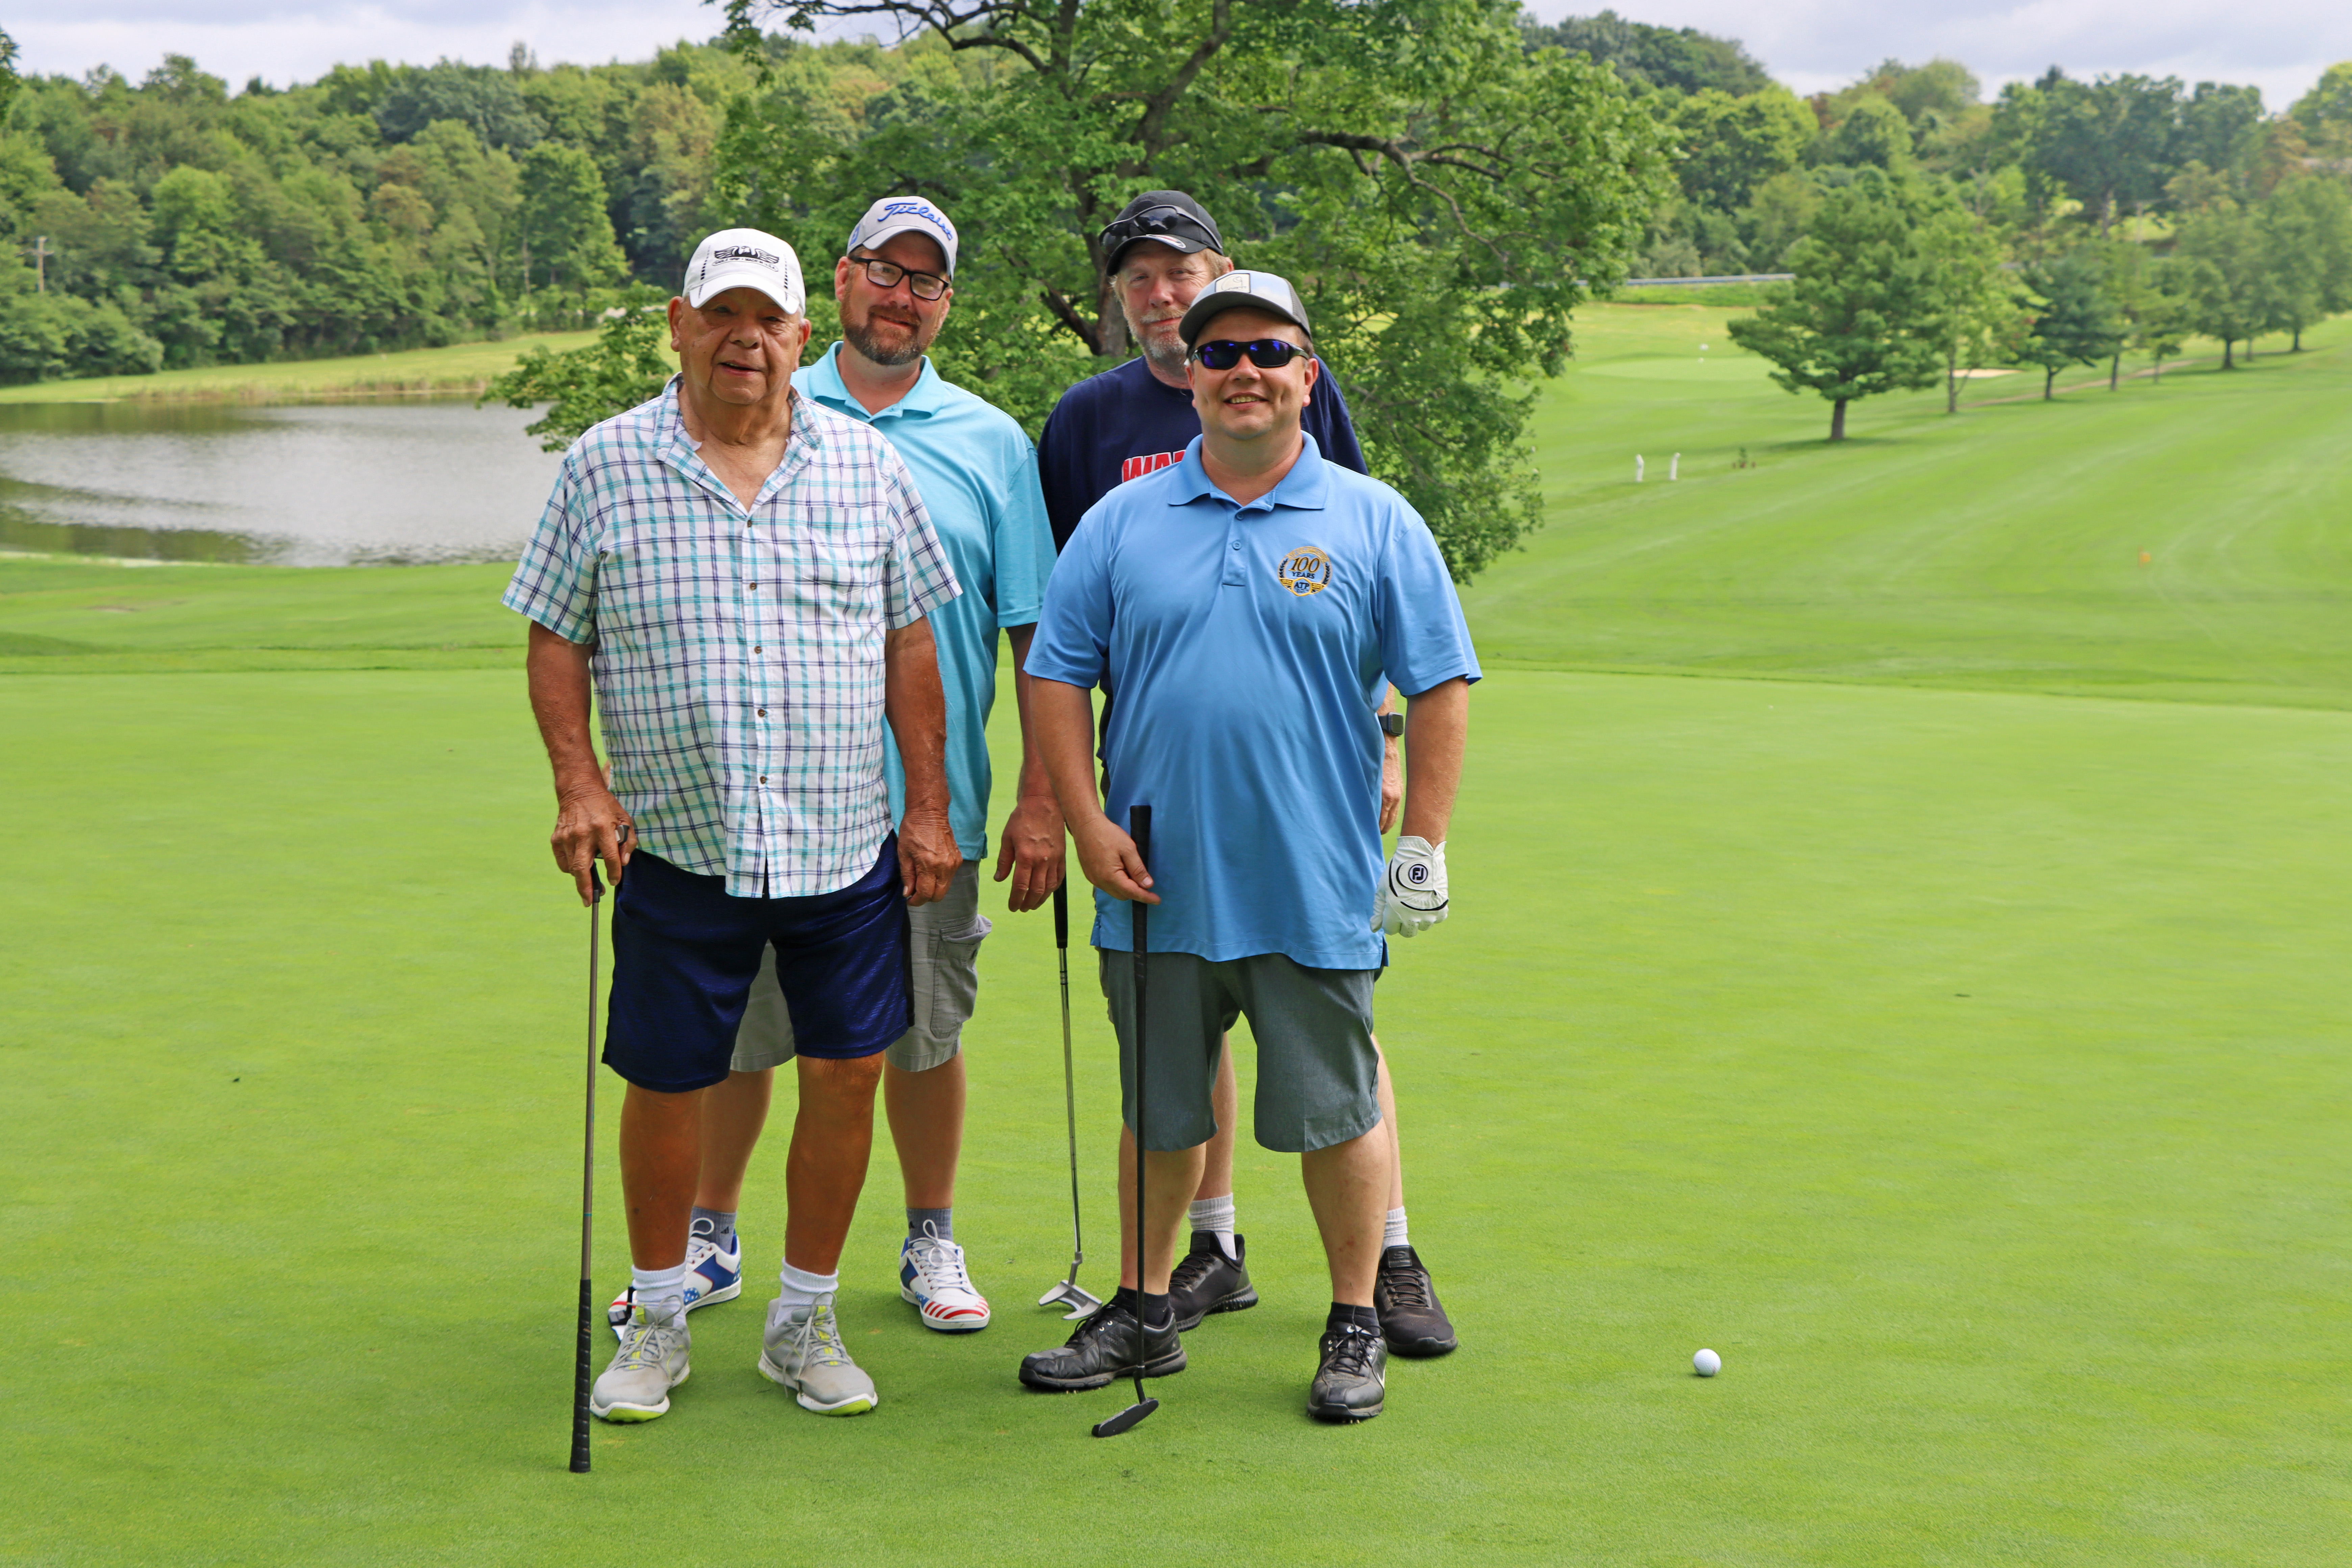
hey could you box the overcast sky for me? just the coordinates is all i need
[10,2,2348,114]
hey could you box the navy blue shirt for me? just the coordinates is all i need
[1029,435,1480,967]
[1037,355,1368,552]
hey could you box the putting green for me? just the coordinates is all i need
[3,304,2347,1561]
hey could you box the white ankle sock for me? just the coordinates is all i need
[1189,1195,1238,1259]
[631,1262,688,1314]
[1383,1207,1410,1251]
[777,1259,839,1313]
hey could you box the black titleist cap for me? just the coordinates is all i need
[1100,191,1225,270]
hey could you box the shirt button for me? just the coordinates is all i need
[754,645,762,653]
[1231,541,1242,551]
[757,708,766,716]
[760,775,768,783]
[748,582,758,590]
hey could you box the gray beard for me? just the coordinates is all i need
[845,316,927,368]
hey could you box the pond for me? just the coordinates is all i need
[0,397,564,567]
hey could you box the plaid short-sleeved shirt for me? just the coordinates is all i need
[503,379,960,898]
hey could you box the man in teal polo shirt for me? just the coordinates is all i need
[1018,271,1476,1422]
[616,196,1063,1352]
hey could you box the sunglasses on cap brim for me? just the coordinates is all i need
[1102,205,1219,254]
[1189,338,1306,371]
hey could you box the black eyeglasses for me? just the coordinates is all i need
[850,253,949,301]
[1190,339,1304,371]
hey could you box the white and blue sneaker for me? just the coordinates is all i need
[608,1227,743,1340]
[899,1227,990,1332]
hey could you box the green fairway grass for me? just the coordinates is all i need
[4,304,2347,1562]
[0,330,602,406]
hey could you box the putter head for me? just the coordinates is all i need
[1037,1279,1104,1320]
[1091,1396,1159,1438]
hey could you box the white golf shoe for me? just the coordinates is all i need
[591,1297,691,1423]
[757,1293,878,1416]
[899,1231,991,1332]
[607,1228,742,1340]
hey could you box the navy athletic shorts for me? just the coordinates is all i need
[603,837,910,1093]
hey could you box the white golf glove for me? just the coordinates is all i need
[1373,835,1448,938]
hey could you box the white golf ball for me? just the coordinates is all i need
[1693,1348,1721,1377]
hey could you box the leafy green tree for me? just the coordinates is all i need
[2135,267,2193,382]
[2004,70,2181,234]
[2289,61,2352,154]
[1668,87,1815,211]
[2174,81,2265,178]
[0,26,20,122]
[519,142,625,293]
[2019,252,2125,398]
[2256,176,2352,350]
[485,304,675,448]
[1916,204,2016,413]
[374,61,545,149]
[1824,96,1915,171]
[1725,170,1945,439]
[713,0,1673,578]
[1518,11,1772,96]
[2172,202,2265,367]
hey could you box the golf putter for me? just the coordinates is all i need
[1038,882,1105,1320]
[570,824,627,1474]
[1093,805,1160,1439]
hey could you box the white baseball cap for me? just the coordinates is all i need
[683,228,805,314]
[845,196,959,276]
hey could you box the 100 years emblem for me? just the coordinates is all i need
[1275,546,1332,597]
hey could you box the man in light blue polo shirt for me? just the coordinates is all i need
[1019,270,1476,1423]
[646,197,1063,1345]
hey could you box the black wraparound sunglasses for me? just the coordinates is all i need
[1190,339,1305,371]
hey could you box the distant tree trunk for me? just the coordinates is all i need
[2246,337,2255,362]
[2293,327,2304,351]
[1829,398,1848,441]
[2152,354,2164,383]
[1946,339,1959,414]
[2109,351,2121,391]
[2043,367,2056,400]
[2221,339,2234,369]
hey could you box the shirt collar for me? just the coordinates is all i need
[1167,432,1329,513]
[658,375,825,511]
[802,342,946,422]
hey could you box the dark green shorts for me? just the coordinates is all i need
[1098,950,1380,1154]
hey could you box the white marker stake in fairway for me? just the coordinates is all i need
[1635,455,1645,483]
[1694,1348,1721,1377]
[1670,453,1680,481]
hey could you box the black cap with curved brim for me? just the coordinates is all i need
[1100,190,1224,271]
[1176,269,1313,349]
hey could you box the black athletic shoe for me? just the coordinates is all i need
[1374,1244,1458,1357]
[1307,1321,1387,1422]
[1168,1230,1258,1330]
[1017,1298,1185,1392]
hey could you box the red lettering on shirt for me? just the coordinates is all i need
[1119,450,1186,484]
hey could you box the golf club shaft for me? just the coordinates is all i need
[1055,883,1082,1274]
[572,865,603,1475]
[1129,805,1151,1404]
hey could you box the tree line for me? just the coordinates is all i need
[5,11,2351,560]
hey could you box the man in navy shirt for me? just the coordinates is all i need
[1020,271,1476,1421]
[1037,191,1458,1360]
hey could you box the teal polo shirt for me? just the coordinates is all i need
[794,344,1053,860]
[1028,434,1480,968]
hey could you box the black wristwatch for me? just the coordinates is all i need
[1379,713,1405,739]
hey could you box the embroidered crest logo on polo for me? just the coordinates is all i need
[1276,546,1332,596]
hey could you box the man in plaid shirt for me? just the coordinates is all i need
[505,227,961,1426]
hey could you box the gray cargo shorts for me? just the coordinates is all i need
[1098,949,1381,1154]
[732,859,988,1075]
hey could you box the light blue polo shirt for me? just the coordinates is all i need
[1028,435,1480,968]
[795,344,1054,860]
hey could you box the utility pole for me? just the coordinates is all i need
[26,235,50,293]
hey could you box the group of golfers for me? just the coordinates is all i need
[504,188,1478,1428]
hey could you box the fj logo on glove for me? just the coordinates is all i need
[1276,547,1331,596]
